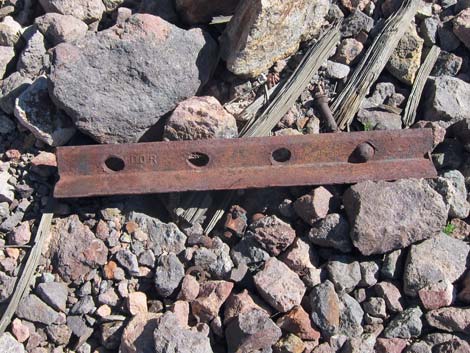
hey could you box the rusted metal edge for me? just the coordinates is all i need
[54,129,436,198]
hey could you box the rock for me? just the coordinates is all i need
[276,306,320,341]
[249,215,296,256]
[100,321,126,350]
[374,338,407,353]
[294,187,333,226]
[191,280,233,322]
[375,282,403,313]
[458,271,470,303]
[359,261,379,287]
[425,307,470,333]
[223,290,270,325]
[363,297,387,319]
[403,232,470,296]
[177,275,200,301]
[0,333,25,353]
[220,0,329,77]
[47,215,108,283]
[386,25,423,85]
[334,38,364,65]
[308,213,352,252]
[193,238,234,279]
[0,72,32,115]
[280,237,319,274]
[129,212,187,256]
[326,61,350,80]
[16,294,59,325]
[35,13,88,46]
[11,319,29,343]
[116,250,139,276]
[17,28,49,78]
[230,234,270,267]
[433,339,470,353]
[418,280,453,310]
[0,168,14,203]
[126,292,147,315]
[424,76,470,124]
[432,51,462,77]
[0,45,14,77]
[154,312,213,353]
[10,221,31,245]
[384,307,423,339]
[120,313,161,353]
[438,23,461,52]
[254,257,305,313]
[420,16,440,45]
[163,96,237,141]
[38,0,105,23]
[49,14,218,143]
[273,334,305,353]
[340,0,370,11]
[453,8,470,49]
[14,76,75,146]
[309,280,340,338]
[0,113,15,134]
[67,315,93,347]
[225,308,282,353]
[356,108,403,130]
[338,293,364,338]
[428,170,470,218]
[341,9,373,37]
[175,0,240,24]
[0,16,22,47]
[343,179,447,255]
[70,295,95,314]
[46,324,72,346]
[154,252,185,298]
[36,281,68,311]
[326,257,361,293]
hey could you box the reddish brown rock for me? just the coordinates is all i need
[293,187,333,226]
[47,215,108,283]
[177,274,200,301]
[334,38,364,65]
[11,318,30,343]
[127,292,148,315]
[280,237,319,274]
[412,121,446,148]
[163,96,238,141]
[249,215,296,256]
[254,257,306,313]
[31,151,57,167]
[276,305,321,341]
[418,280,453,310]
[449,218,470,240]
[375,282,404,313]
[10,221,31,245]
[375,338,407,353]
[309,280,340,338]
[425,307,470,333]
[223,290,270,325]
[191,280,234,322]
[119,313,161,353]
[175,0,240,24]
[169,300,190,327]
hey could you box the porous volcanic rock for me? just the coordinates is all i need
[343,179,447,255]
[49,14,218,143]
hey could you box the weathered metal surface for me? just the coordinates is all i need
[54,129,437,198]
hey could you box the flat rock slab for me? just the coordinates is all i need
[49,13,218,143]
[343,179,447,255]
[16,294,59,325]
[403,232,470,296]
[220,0,329,77]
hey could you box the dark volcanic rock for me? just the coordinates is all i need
[343,179,447,255]
[49,13,218,143]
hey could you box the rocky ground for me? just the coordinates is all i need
[0,0,470,353]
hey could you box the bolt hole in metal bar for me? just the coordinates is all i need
[54,129,437,198]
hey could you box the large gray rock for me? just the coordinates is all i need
[17,28,49,78]
[225,308,281,353]
[154,312,213,353]
[16,294,59,325]
[36,281,68,312]
[428,170,470,219]
[0,333,24,353]
[49,14,218,143]
[403,232,470,296]
[14,76,75,146]
[326,257,361,293]
[343,179,447,255]
[309,280,340,338]
[129,212,187,257]
[220,0,329,77]
[383,307,423,339]
[154,252,185,298]
[424,76,470,125]
[39,0,106,23]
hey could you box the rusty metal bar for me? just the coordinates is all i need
[54,129,436,198]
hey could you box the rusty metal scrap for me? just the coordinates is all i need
[54,129,437,198]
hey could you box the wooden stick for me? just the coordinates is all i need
[331,0,420,129]
[402,45,441,127]
[0,212,53,334]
